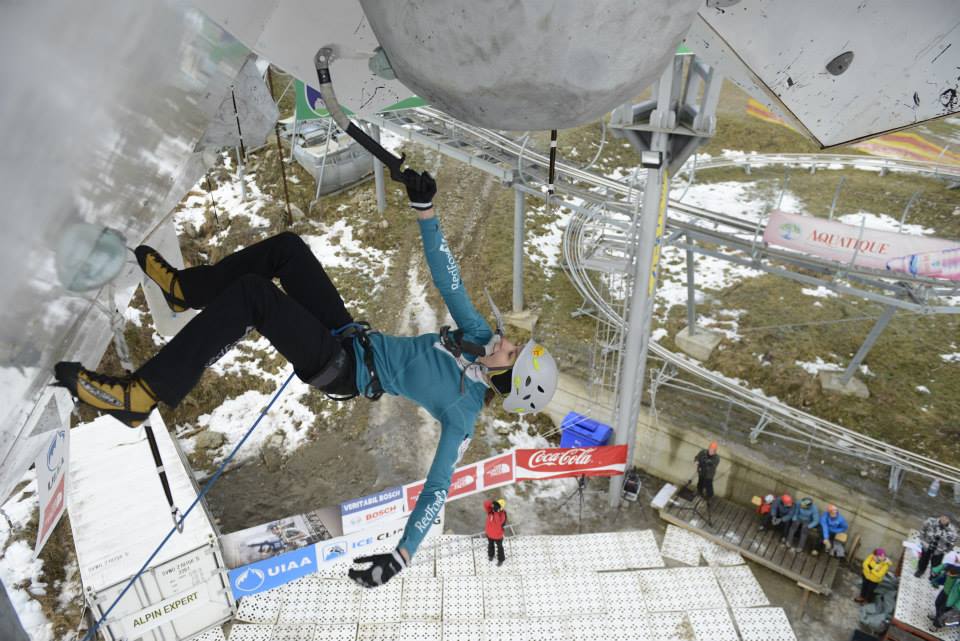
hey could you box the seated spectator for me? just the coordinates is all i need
[769,494,794,535]
[819,504,849,557]
[930,562,960,629]
[856,548,891,604]
[785,497,818,553]
[756,494,775,530]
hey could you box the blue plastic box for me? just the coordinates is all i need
[560,412,613,448]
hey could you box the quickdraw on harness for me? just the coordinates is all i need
[331,321,384,401]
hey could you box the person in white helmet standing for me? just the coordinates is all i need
[54,168,559,589]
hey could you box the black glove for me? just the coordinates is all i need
[402,169,436,211]
[348,550,406,588]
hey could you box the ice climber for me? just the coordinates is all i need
[54,169,559,588]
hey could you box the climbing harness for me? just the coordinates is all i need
[331,322,384,401]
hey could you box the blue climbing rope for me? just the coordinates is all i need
[82,371,296,641]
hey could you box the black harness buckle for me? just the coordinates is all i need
[333,322,384,401]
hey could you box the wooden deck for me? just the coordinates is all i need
[659,494,841,595]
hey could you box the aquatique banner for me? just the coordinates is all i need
[764,210,960,280]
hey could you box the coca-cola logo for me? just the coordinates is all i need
[527,448,595,468]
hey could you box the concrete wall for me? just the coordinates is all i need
[547,373,914,560]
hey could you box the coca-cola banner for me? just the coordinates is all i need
[483,452,514,489]
[764,210,960,280]
[514,446,628,480]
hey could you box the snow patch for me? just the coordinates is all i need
[0,471,55,641]
[801,286,838,299]
[795,357,843,375]
[837,211,935,236]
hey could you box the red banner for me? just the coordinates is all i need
[404,481,425,512]
[483,452,514,489]
[448,465,479,500]
[515,446,628,480]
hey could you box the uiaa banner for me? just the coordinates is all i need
[514,446,628,480]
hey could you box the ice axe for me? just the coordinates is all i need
[313,47,406,182]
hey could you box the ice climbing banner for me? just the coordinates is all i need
[764,210,960,279]
[514,445,628,481]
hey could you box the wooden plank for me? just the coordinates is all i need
[770,541,790,567]
[810,554,831,585]
[713,503,742,536]
[733,511,756,545]
[716,508,745,541]
[789,550,809,575]
[798,552,820,579]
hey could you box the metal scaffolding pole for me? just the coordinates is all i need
[608,137,668,506]
[686,240,697,334]
[840,304,896,384]
[371,124,386,214]
[513,186,525,312]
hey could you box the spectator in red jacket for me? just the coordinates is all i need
[484,498,508,566]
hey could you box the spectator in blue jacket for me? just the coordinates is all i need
[784,497,819,553]
[820,504,849,557]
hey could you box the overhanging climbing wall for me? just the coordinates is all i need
[689,0,960,147]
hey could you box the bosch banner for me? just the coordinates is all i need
[340,486,404,535]
[514,446,628,480]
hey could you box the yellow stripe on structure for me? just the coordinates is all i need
[745,99,796,131]
[648,169,669,296]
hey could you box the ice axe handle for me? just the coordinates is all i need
[345,122,406,181]
[313,49,405,181]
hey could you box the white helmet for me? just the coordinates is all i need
[764,494,775,504]
[502,340,558,414]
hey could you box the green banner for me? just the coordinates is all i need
[294,80,426,121]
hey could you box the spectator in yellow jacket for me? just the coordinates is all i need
[856,548,891,604]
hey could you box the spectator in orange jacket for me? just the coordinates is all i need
[484,498,508,566]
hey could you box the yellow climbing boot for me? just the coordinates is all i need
[134,245,188,312]
[54,362,158,427]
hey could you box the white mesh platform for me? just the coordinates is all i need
[894,540,960,640]
[733,607,798,641]
[224,529,797,640]
[661,524,703,566]
[637,567,727,611]
[714,565,770,608]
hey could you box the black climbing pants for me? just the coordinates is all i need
[696,475,714,499]
[487,537,505,563]
[136,232,356,406]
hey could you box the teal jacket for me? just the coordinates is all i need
[353,217,492,559]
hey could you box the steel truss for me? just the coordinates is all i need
[359,102,960,488]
